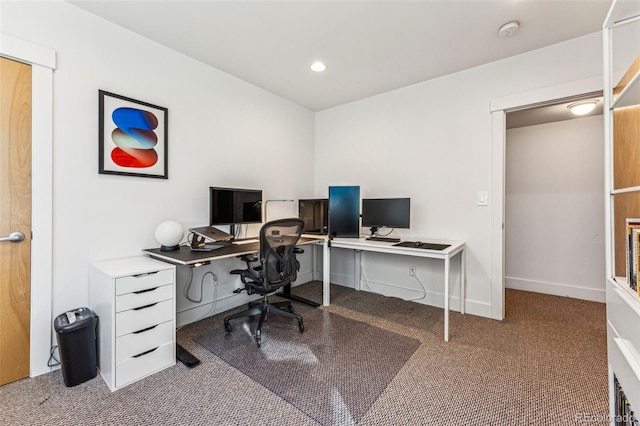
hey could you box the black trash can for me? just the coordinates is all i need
[53,307,97,387]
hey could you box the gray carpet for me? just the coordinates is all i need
[0,284,608,425]
[196,306,420,425]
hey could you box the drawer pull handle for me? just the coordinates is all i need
[133,287,158,295]
[134,302,158,311]
[133,271,159,278]
[133,347,159,358]
[133,325,158,334]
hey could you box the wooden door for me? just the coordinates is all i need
[0,57,32,385]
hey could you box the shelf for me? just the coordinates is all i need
[612,276,640,307]
[612,55,640,109]
[605,1,640,416]
[612,186,640,195]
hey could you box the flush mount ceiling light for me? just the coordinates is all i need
[567,100,599,116]
[310,61,327,72]
[498,21,520,38]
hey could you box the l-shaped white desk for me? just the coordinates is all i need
[144,235,465,342]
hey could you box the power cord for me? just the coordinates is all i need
[47,345,60,367]
[359,257,426,301]
[373,228,396,238]
[177,269,219,331]
[407,273,427,301]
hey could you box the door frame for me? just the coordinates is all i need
[489,75,604,321]
[1,34,55,377]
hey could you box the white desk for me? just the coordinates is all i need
[327,237,465,341]
[143,234,464,341]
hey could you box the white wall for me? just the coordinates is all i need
[505,116,604,302]
[315,32,613,317]
[1,1,315,366]
[3,1,637,373]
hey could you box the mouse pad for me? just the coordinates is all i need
[393,242,450,250]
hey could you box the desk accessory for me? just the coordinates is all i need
[393,241,451,250]
[155,220,184,252]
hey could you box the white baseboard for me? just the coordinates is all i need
[505,276,605,303]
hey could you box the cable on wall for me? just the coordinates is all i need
[359,254,427,301]
[177,269,220,331]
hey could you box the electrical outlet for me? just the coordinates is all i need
[409,266,416,276]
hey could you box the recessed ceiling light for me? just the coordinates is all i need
[567,100,599,115]
[310,61,327,72]
[498,21,520,38]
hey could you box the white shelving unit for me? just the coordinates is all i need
[603,0,640,417]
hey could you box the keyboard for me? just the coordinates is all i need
[365,236,401,243]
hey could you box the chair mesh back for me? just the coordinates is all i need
[260,218,304,291]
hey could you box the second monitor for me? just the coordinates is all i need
[298,199,328,235]
[361,197,410,236]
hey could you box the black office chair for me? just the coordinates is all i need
[224,218,305,347]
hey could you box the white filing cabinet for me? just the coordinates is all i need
[90,256,176,391]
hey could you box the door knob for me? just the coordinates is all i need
[0,231,25,242]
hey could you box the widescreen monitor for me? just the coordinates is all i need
[361,198,410,235]
[209,187,262,226]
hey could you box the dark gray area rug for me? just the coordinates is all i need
[196,305,421,425]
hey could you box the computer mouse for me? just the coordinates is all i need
[414,241,423,247]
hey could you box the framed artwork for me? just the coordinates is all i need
[99,90,168,178]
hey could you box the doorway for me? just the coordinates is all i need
[0,35,55,380]
[504,96,604,303]
[489,76,604,320]
[0,57,32,385]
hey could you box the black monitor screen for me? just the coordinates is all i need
[209,187,262,225]
[361,198,410,230]
[299,199,328,234]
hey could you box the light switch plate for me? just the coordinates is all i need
[477,191,488,206]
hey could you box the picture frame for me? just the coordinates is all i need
[99,90,168,179]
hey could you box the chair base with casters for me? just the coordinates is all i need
[223,218,307,347]
[223,296,304,347]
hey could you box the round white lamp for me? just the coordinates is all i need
[155,220,184,252]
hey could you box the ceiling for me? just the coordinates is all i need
[68,0,614,112]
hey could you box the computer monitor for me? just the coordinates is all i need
[209,187,262,226]
[328,186,360,238]
[361,198,410,235]
[298,199,328,234]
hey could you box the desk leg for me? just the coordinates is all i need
[323,240,330,306]
[354,250,362,291]
[312,243,318,281]
[461,248,466,315]
[444,256,450,342]
[279,242,321,308]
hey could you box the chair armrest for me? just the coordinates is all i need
[238,254,259,263]
[293,247,304,254]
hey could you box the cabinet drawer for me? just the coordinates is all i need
[115,269,173,296]
[608,322,640,402]
[115,341,174,388]
[116,320,174,362]
[116,284,173,312]
[116,299,173,337]
[607,283,640,358]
